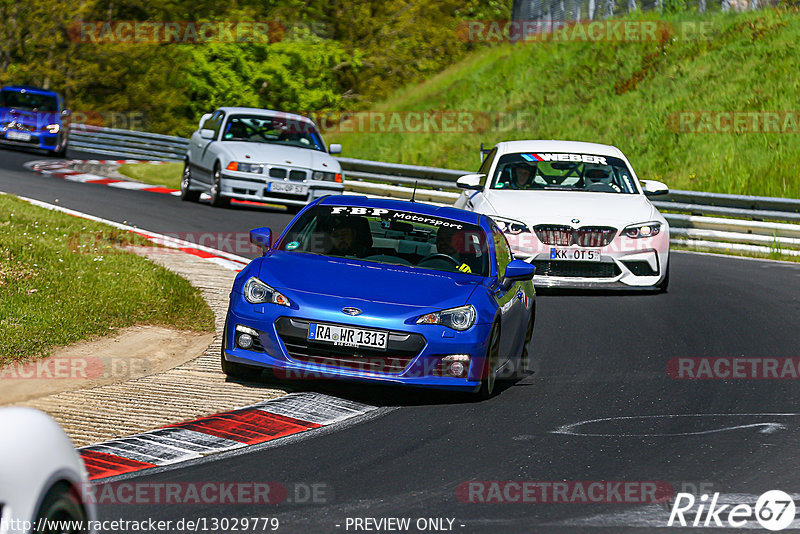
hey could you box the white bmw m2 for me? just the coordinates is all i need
[454,140,670,291]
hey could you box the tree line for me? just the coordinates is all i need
[0,0,508,136]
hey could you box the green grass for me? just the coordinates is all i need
[118,162,183,189]
[0,195,214,365]
[326,8,800,199]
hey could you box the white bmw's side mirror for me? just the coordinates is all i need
[640,179,669,196]
[329,143,342,155]
[456,174,485,190]
[198,113,212,130]
[199,128,215,140]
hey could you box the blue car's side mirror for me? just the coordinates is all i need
[250,227,271,254]
[503,259,536,285]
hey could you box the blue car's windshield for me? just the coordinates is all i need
[279,205,490,276]
[0,90,58,112]
[222,114,326,152]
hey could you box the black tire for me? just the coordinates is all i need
[33,482,87,534]
[518,302,536,376]
[476,322,501,400]
[210,163,230,208]
[221,353,262,380]
[180,160,201,202]
[49,136,67,158]
[656,262,670,293]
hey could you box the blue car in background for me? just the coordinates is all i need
[0,85,69,156]
[223,195,537,398]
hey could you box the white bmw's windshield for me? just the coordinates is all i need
[490,152,638,194]
[222,114,326,152]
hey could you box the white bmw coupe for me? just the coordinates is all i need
[182,107,345,210]
[454,140,670,291]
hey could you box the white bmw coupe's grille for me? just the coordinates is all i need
[534,225,617,247]
[533,225,574,246]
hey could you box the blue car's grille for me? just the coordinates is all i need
[275,317,425,375]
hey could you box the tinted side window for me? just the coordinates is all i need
[478,148,497,186]
[212,112,226,138]
[491,225,513,278]
[204,111,223,137]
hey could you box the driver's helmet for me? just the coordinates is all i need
[510,163,536,188]
[438,227,483,256]
[583,165,612,184]
[226,120,248,139]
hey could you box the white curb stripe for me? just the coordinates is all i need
[6,194,250,271]
[254,392,378,425]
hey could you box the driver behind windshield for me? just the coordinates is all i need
[509,163,538,190]
[328,216,372,258]
[224,119,249,140]
[435,227,486,274]
[496,162,538,190]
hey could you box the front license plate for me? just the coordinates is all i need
[550,248,602,261]
[307,323,388,350]
[6,131,31,141]
[267,182,307,195]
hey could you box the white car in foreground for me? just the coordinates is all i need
[0,408,95,534]
[182,107,345,210]
[454,140,670,291]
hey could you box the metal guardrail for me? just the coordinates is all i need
[69,125,189,161]
[68,125,800,257]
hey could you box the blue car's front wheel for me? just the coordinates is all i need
[477,322,501,400]
[519,303,535,375]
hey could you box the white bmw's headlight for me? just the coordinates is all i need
[312,170,343,183]
[227,162,265,173]
[243,277,292,307]
[623,222,662,239]
[417,305,476,331]
[490,216,530,235]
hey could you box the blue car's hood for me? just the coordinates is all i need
[257,252,481,309]
[1,109,57,126]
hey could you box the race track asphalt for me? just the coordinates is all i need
[3,146,800,532]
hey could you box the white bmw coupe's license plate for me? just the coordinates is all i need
[307,323,388,350]
[267,182,307,195]
[550,248,602,261]
[6,131,31,141]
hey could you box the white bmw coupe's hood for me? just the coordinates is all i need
[224,142,341,171]
[484,190,659,227]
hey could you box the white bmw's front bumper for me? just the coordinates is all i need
[509,231,670,289]
[219,171,344,206]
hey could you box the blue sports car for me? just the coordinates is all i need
[0,85,70,156]
[222,195,536,397]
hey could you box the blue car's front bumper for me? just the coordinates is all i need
[223,292,493,393]
[0,129,59,150]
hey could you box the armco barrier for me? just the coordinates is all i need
[69,125,189,161]
[67,125,800,256]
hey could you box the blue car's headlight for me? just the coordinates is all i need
[243,277,292,307]
[417,305,476,331]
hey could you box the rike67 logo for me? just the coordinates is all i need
[668,490,796,531]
